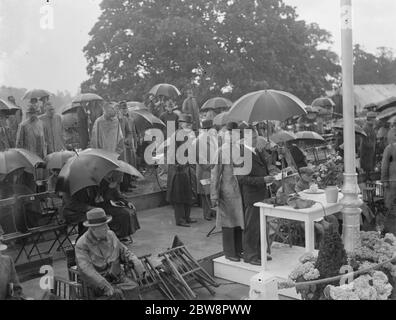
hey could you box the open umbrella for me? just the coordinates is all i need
[311,97,335,108]
[56,153,120,195]
[387,115,396,124]
[201,97,232,111]
[0,99,21,115]
[213,112,230,126]
[333,120,367,137]
[149,84,181,99]
[61,102,82,115]
[129,109,166,133]
[295,131,325,143]
[377,107,396,121]
[270,130,297,144]
[376,97,396,112]
[227,90,307,123]
[115,160,144,180]
[127,101,146,111]
[22,89,52,101]
[45,151,76,170]
[0,149,44,175]
[72,93,104,104]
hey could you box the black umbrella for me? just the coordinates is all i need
[376,97,396,112]
[128,109,166,133]
[0,99,20,115]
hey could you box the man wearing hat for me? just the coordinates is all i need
[360,112,377,181]
[16,104,46,158]
[166,114,197,226]
[160,97,179,138]
[0,229,25,300]
[75,208,145,300]
[39,102,65,154]
[182,86,201,132]
[195,119,217,221]
[117,101,138,191]
[6,96,22,146]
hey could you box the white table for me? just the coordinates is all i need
[254,192,344,270]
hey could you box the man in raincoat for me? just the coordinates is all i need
[6,96,22,146]
[360,112,377,181]
[0,112,12,151]
[39,102,65,154]
[91,102,124,154]
[16,105,46,158]
[182,87,201,132]
[75,208,145,300]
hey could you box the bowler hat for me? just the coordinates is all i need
[83,208,112,228]
[179,114,192,124]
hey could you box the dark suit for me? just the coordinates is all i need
[237,148,270,262]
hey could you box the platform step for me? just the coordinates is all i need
[213,243,314,300]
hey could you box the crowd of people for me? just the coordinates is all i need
[1,87,396,300]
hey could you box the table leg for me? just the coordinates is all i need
[305,219,315,253]
[260,209,267,270]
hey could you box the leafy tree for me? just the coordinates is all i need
[354,44,396,85]
[82,0,341,105]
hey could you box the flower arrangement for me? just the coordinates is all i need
[327,271,393,300]
[284,230,396,300]
[313,153,344,188]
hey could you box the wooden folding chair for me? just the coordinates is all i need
[17,193,72,259]
[50,277,83,300]
[0,197,34,263]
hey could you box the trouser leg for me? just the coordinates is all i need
[184,204,191,221]
[243,206,261,262]
[202,194,212,220]
[174,204,186,225]
[234,227,243,257]
[222,227,238,258]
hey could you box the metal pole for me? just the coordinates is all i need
[340,0,362,252]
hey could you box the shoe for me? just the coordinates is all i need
[186,219,197,224]
[130,185,138,189]
[176,222,191,227]
[225,256,241,262]
[204,217,213,221]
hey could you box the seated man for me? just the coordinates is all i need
[75,208,145,300]
[0,232,25,300]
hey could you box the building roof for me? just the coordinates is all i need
[333,84,396,112]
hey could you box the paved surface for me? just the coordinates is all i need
[18,205,251,300]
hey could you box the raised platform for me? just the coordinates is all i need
[213,243,317,299]
[123,172,168,211]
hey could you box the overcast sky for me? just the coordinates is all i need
[0,0,395,95]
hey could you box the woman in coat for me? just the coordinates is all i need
[210,124,244,262]
[381,142,396,235]
[99,172,140,242]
